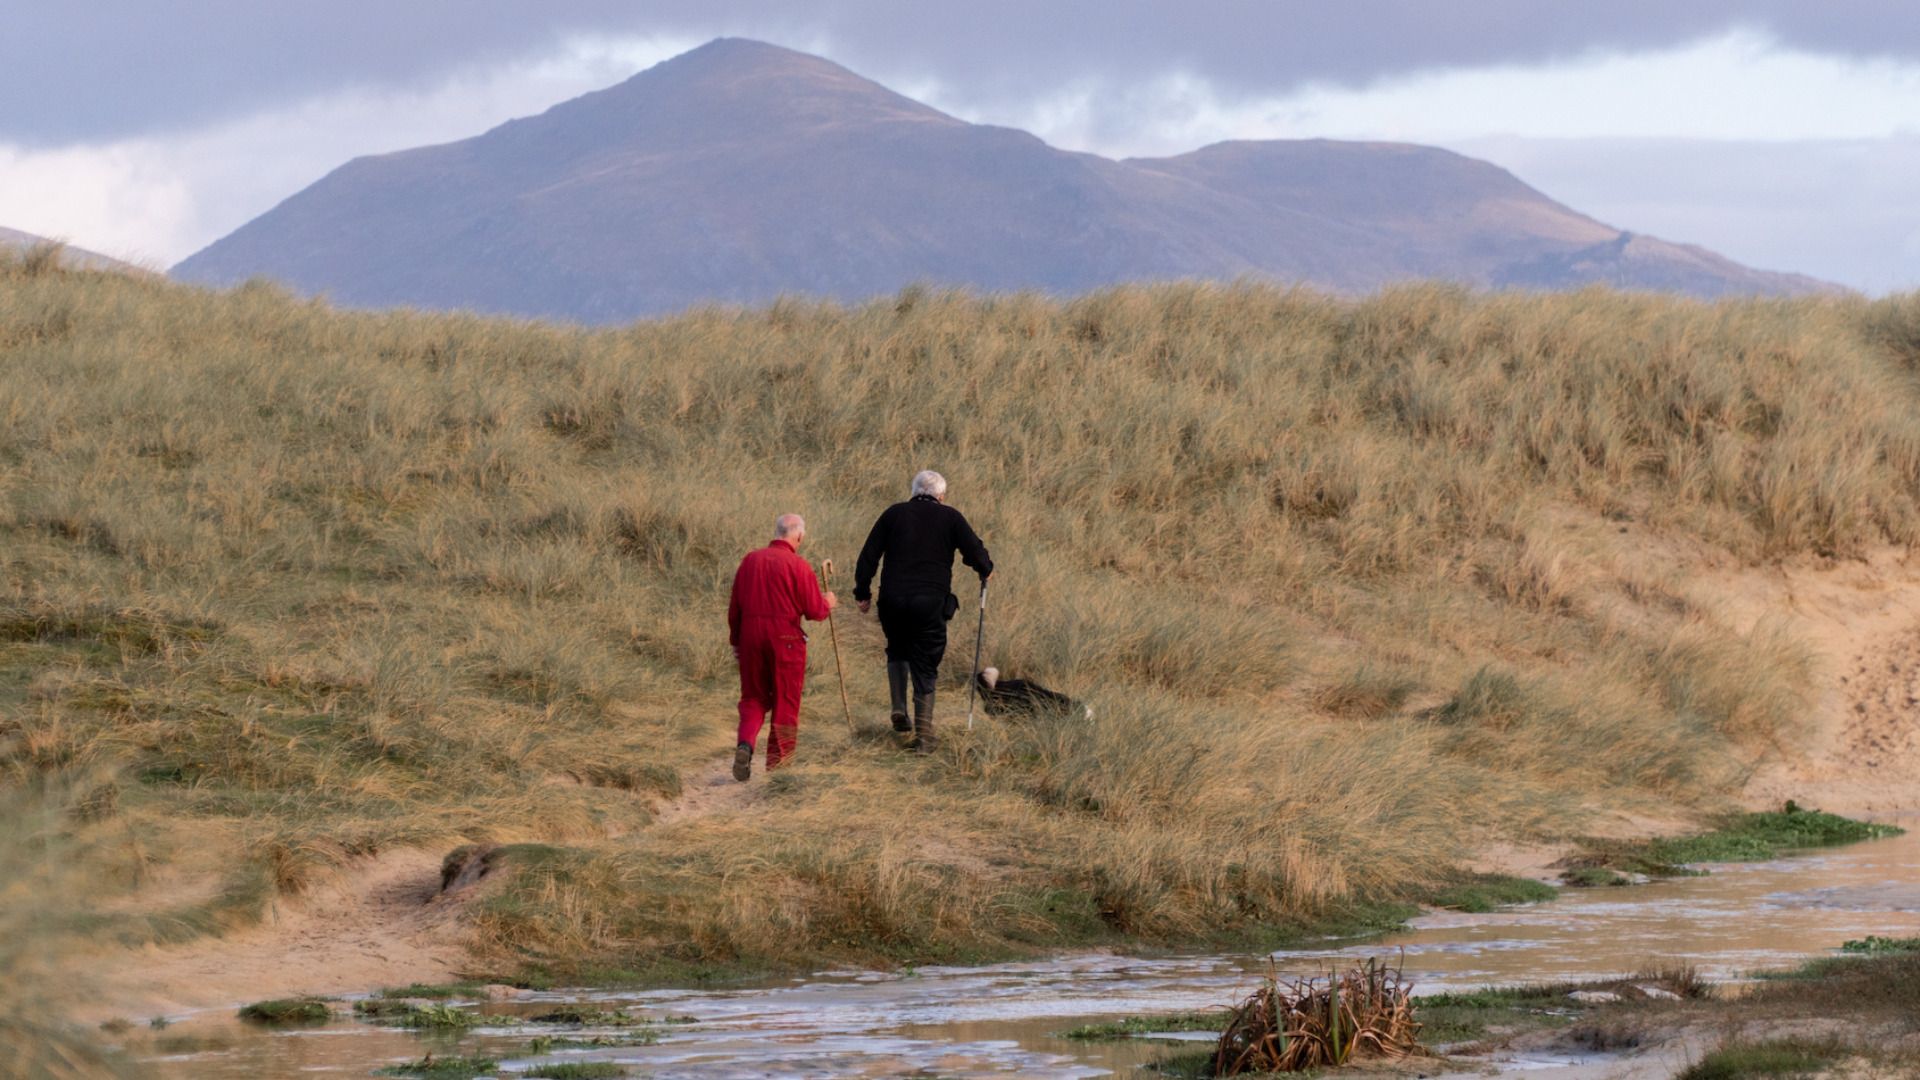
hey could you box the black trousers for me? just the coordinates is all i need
[877,591,952,696]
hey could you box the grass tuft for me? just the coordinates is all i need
[1215,958,1425,1073]
[1570,806,1901,881]
[526,1065,630,1079]
[1646,806,1903,864]
[1427,874,1558,912]
[236,998,331,1024]
[1561,867,1633,887]
[1056,1012,1227,1039]
[527,1007,640,1026]
[395,1003,482,1029]
[1310,665,1418,719]
[376,1055,499,1078]
[1840,935,1920,955]
[1676,1037,1846,1080]
[375,981,489,1000]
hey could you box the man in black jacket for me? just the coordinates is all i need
[854,470,992,751]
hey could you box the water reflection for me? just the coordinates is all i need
[138,828,1920,1078]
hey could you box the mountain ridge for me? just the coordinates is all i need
[173,38,1832,320]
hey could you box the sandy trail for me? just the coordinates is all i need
[88,849,466,1022]
[91,747,771,1020]
[651,756,760,824]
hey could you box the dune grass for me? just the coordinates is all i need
[4,249,1919,994]
[0,781,146,1078]
[1571,805,1906,879]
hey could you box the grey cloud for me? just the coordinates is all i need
[9,1,1920,144]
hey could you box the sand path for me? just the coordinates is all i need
[1688,548,1920,816]
[651,756,760,825]
[88,849,466,1022]
[89,743,769,1020]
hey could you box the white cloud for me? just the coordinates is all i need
[920,28,1920,292]
[0,33,699,265]
[0,143,196,269]
[1,26,1916,292]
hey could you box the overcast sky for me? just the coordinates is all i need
[5,2,1918,292]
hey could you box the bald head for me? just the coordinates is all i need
[774,513,806,546]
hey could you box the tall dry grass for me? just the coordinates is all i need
[1,248,1913,981]
[0,778,144,1078]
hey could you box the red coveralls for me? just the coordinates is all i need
[728,538,832,768]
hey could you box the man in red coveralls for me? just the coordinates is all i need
[729,513,836,782]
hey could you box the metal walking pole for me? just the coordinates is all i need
[966,578,988,731]
[821,559,855,734]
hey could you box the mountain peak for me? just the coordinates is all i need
[575,36,955,134]
[626,36,865,88]
[173,40,1831,318]
[671,36,835,67]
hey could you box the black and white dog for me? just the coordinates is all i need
[974,667,1091,719]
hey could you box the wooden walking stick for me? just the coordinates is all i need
[966,578,987,732]
[821,559,855,734]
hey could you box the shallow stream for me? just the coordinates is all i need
[138,828,1920,1078]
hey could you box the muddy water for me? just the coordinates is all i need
[134,829,1920,1078]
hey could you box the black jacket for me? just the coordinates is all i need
[853,495,992,603]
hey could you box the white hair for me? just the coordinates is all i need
[911,470,947,499]
[773,513,805,538]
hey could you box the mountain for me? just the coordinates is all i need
[173,39,1829,320]
[2,227,144,274]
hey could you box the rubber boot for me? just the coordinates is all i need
[887,662,912,733]
[912,689,937,753]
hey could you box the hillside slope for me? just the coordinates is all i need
[0,226,145,274]
[7,249,1918,1005]
[172,38,1826,320]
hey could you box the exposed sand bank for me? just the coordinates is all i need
[88,850,464,1022]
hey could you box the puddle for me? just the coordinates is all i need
[131,828,1920,1078]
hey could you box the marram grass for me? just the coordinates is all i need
[3,248,1917,988]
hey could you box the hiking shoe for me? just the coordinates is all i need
[732,742,753,782]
